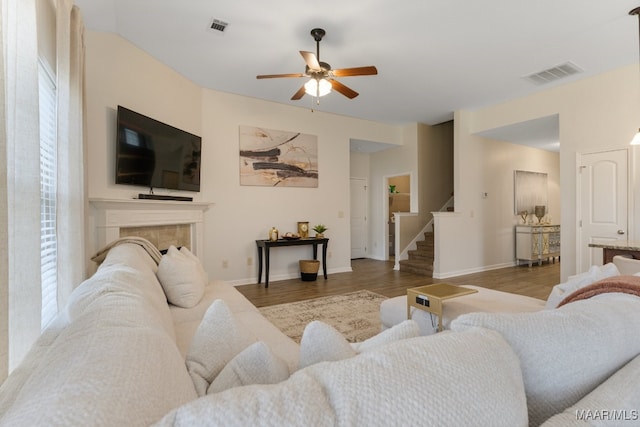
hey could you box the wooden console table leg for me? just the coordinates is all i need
[322,241,328,279]
[256,246,263,284]
[264,247,270,288]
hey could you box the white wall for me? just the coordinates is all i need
[84,32,403,284]
[437,65,637,281]
[434,123,560,278]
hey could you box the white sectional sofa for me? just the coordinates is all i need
[1,241,639,426]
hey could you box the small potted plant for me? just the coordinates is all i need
[312,224,328,238]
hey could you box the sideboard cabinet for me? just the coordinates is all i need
[515,224,560,267]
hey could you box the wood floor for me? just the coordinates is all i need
[237,258,560,308]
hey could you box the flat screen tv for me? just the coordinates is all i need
[115,106,201,192]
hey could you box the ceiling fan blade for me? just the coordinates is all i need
[331,66,378,77]
[330,79,359,99]
[256,73,306,79]
[300,51,321,70]
[291,85,306,100]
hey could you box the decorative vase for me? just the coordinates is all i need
[519,211,528,224]
[315,233,324,239]
[268,226,279,241]
[534,206,546,223]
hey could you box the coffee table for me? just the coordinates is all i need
[406,284,478,332]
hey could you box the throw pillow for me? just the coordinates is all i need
[544,262,619,309]
[450,294,640,427]
[298,321,356,369]
[186,299,256,396]
[207,341,290,394]
[298,319,419,369]
[157,245,206,308]
[179,246,209,284]
[157,328,528,427]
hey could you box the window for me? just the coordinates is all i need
[38,60,57,330]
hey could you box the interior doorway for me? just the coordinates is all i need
[350,178,368,259]
[386,175,411,259]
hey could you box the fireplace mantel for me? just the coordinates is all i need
[89,198,212,256]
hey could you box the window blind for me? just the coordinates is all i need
[38,61,58,330]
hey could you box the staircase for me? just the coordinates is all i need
[399,231,434,276]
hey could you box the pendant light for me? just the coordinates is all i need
[630,7,640,145]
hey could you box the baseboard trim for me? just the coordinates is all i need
[433,261,516,279]
[229,266,353,287]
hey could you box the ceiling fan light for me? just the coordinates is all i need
[304,78,331,97]
[631,129,640,145]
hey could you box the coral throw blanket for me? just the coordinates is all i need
[558,275,640,308]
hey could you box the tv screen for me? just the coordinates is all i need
[115,106,201,192]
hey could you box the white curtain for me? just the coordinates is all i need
[0,0,85,380]
[0,0,9,381]
[2,0,42,378]
[55,0,85,307]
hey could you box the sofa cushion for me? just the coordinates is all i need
[298,320,420,369]
[157,245,206,308]
[545,263,619,309]
[66,243,176,340]
[207,341,290,394]
[451,294,640,427]
[0,272,197,426]
[186,299,257,396]
[155,328,528,427]
[540,354,640,426]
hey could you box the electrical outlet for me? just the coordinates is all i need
[328,251,332,258]
[338,210,344,218]
[222,259,228,268]
[246,257,252,266]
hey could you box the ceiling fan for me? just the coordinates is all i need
[256,28,378,101]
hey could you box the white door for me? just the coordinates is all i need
[350,178,367,258]
[578,149,628,271]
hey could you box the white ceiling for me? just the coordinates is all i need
[73,0,640,151]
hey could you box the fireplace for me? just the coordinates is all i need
[89,198,211,256]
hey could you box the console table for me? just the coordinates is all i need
[515,224,560,267]
[255,238,329,288]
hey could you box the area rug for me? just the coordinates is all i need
[259,290,387,343]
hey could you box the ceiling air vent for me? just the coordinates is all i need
[209,18,229,33]
[523,61,583,85]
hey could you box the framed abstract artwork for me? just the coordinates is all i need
[514,170,547,216]
[239,125,318,187]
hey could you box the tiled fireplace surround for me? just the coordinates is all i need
[89,198,211,256]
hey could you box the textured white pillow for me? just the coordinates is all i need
[545,263,619,309]
[207,341,290,394]
[451,294,640,427]
[298,320,419,369]
[298,321,356,369]
[186,299,256,396]
[179,246,209,284]
[157,245,205,308]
